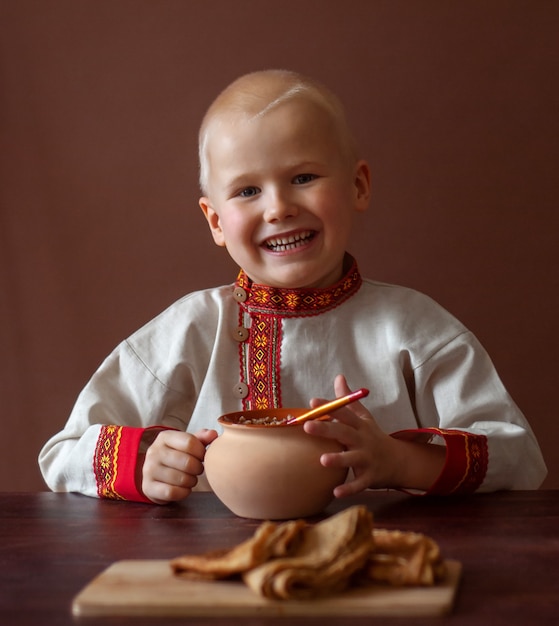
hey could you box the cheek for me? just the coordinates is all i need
[317,182,352,208]
[219,211,255,248]
[319,192,354,225]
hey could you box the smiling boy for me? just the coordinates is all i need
[39,70,547,503]
[198,73,369,290]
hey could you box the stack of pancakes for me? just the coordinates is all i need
[171,505,446,600]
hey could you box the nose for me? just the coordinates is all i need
[263,188,299,222]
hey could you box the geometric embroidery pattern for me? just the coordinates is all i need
[235,256,362,410]
[94,425,125,500]
[239,312,282,410]
[236,257,361,317]
[428,428,488,494]
[453,430,488,494]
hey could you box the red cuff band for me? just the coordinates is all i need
[391,428,488,495]
[94,425,172,503]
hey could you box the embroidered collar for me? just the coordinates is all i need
[234,255,362,317]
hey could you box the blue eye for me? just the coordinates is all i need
[239,187,259,198]
[293,174,316,185]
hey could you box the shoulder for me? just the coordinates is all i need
[161,283,236,315]
[358,278,454,314]
[127,283,236,343]
[354,278,468,341]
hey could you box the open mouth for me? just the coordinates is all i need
[264,230,316,253]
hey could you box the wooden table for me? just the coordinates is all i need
[1,490,558,625]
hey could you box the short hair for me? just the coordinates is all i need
[198,69,356,194]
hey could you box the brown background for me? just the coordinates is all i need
[1,1,558,492]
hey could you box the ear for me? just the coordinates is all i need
[199,197,226,247]
[353,159,371,213]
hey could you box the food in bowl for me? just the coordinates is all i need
[236,414,293,425]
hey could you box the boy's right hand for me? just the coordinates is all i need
[141,429,218,504]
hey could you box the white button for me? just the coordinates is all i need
[233,382,249,399]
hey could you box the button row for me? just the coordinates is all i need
[233,287,249,399]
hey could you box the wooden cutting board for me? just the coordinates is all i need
[72,559,462,617]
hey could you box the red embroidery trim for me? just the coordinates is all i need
[392,427,488,494]
[450,430,488,494]
[235,256,362,410]
[242,313,282,410]
[238,306,248,408]
[236,259,361,317]
[94,425,125,500]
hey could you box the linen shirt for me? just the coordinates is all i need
[39,258,547,501]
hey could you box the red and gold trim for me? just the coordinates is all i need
[235,257,361,317]
[94,425,161,502]
[238,309,282,410]
[235,256,362,410]
[392,428,488,494]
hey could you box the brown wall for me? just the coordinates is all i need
[1,1,558,491]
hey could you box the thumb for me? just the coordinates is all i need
[195,428,219,447]
[309,374,353,409]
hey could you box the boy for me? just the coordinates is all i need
[39,70,547,504]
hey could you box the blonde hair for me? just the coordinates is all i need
[198,69,356,194]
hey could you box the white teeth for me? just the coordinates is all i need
[265,231,313,252]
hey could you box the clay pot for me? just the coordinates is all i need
[204,408,348,520]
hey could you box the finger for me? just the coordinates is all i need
[309,397,324,409]
[309,374,356,411]
[304,410,362,442]
[318,448,373,498]
[333,475,372,498]
[155,430,194,452]
[144,444,206,491]
[158,430,208,461]
[320,448,362,470]
[149,462,201,488]
[167,450,205,477]
[143,478,196,505]
[142,455,201,504]
[334,374,371,417]
[195,428,219,448]
[334,373,352,397]
[307,399,364,427]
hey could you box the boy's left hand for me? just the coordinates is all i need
[303,374,444,496]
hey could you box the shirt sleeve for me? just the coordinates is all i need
[38,340,189,500]
[402,330,547,492]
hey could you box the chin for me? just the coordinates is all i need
[270,274,338,290]
[250,257,343,289]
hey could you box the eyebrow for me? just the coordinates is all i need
[222,161,325,190]
[221,173,256,196]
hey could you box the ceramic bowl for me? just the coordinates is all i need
[204,407,348,520]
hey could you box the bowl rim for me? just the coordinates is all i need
[217,407,307,428]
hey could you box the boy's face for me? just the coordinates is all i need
[199,99,370,289]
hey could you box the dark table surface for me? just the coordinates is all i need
[1,489,558,625]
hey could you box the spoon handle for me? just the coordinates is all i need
[285,388,369,425]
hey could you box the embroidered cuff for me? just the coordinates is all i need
[391,428,488,495]
[93,425,173,503]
